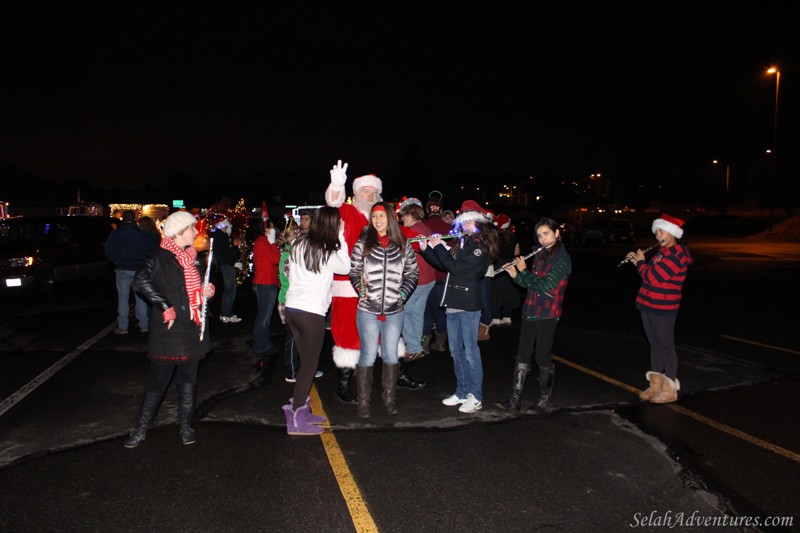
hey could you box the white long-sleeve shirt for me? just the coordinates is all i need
[285,233,351,316]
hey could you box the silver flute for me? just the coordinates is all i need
[617,243,659,267]
[490,244,548,277]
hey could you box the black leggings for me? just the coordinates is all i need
[515,318,559,368]
[286,308,326,410]
[144,359,200,395]
[641,311,678,380]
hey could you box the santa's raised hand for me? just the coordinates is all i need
[330,160,349,188]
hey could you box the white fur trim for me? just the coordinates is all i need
[325,184,346,208]
[454,210,491,226]
[652,218,683,239]
[352,174,383,194]
[332,345,360,368]
[331,279,358,297]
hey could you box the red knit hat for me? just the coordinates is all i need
[652,213,685,239]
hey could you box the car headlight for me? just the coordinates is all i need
[9,256,35,268]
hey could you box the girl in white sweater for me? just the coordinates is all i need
[283,206,350,435]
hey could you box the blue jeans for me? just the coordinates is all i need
[446,310,483,401]
[220,264,237,317]
[356,310,403,366]
[424,279,447,336]
[116,269,149,330]
[402,281,434,353]
[252,284,278,353]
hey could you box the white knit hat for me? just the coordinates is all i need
[352,174,383,194]
[162,211,197,237]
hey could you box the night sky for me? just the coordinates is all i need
[1,3,798,208]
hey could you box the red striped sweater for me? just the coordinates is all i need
[635,244,692,315]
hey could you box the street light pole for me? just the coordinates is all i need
[767,67,780,217]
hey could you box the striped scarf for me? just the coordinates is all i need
[160,237,203,325]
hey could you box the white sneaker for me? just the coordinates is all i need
[220,315,242,324]
[442,394,466,406]
[458,393,483,413]
[490,318,502,326]
[501,317,512,325]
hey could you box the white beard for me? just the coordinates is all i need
[353,196,376,217]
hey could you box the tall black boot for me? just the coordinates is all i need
[382,363,400,415]
[495,362,530,411]
[335,367,358,405]
[177,383,197,445]
[356,365,373,419]
[397,360,426,391]
[527,366,555,414]
[124,391,163,448]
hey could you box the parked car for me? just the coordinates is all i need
[579,218,635,246]
[0,216,118,293]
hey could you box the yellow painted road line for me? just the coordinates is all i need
[719,334,800,356]
[309,386,379,533]
[553,354,800,464]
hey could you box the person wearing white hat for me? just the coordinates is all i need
[210,216,243,324]
[624,213,693,404]
[126,210,215,448]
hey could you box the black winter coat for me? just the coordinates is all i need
[420,236,488,311]
[134,248,212,360]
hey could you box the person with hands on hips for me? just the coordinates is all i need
[126,211,215,448]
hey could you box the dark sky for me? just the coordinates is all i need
[1,3,798,204]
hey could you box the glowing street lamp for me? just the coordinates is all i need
[767,67,780,216]
[712,160,730,204]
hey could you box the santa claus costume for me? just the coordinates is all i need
[325,161,382,403]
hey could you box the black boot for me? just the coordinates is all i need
[177,383,197,445]
[356,365,373,419]
[335,367,358,405]
[256,354,275,385]
[124,391,163,448]
[397,360,426,391]
[527,366,555,414]
[382,363,400,415]
[430,331,448,352]
[495,362,530,411]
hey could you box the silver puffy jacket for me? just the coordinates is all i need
[349,236,419,316]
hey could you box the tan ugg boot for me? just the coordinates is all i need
[650,375,680,404]
[477,323,491,341]
[638,371,664,401]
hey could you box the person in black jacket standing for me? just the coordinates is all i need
[125,211,215,448]
[210,216,242,323]
[420,200,499,414]
[105,210,156,335]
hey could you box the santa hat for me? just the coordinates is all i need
[163,211,198,237]
[455,199,492,225]
[652,213,685,239]
[214,217,231,230]
[494,214,511,230]
[352,174,383,195]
